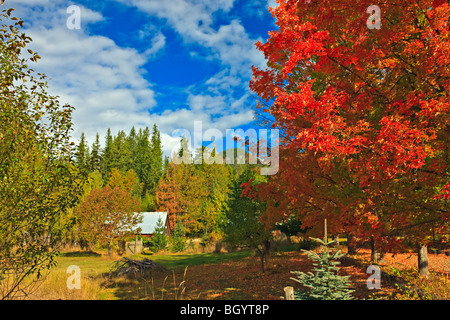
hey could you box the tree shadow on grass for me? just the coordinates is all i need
[59,250,102,258]
[104,270,188,300]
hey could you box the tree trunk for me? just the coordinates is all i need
[260,253,265,273]
[370,238,382,263]
[347,233,357,255]
[264,240,270,263]
[418,245,429,278]
[333,234,340,248]
[107,241,112,257]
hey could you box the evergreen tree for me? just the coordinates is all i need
[148,123,163,193]
[75,132,90,175]
[139,127,154,195]
[135,127,151,194]
[127,126,138,171]
[110,130,133,173]
[149,216,168,252]
[102,128,113,181]
[290,238,355,300]
[162,155,170,176]
[177,135,192,164]
[275,214,309,239]
[90,132,102,174]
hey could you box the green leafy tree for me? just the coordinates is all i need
[107,168,142,199]
[75,186,142,255]
[170,220,186,252]
[275,214,310,239]
[291,238,355,300]
[0,7,82,299]
[224,166,271,273]
[193,146,230,239]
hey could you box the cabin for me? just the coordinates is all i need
[135,212,170,238]
[124,212,170,255]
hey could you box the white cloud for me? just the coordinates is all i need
[144,31,166,57]
[115,0,264,75]
[7,0,263,157]
[112,0,265,133]
[7,0,157,145]
[114,0,265,97]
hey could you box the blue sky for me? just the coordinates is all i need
[7,0,277,156]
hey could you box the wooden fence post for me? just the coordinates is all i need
[284,286,294,300]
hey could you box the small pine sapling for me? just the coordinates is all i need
[291,238,355,300]
[149,216,168,252]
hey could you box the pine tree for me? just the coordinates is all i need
[90,132,102,174]
[102,128,113,181]
[110,130,133,172]
[162,155,170,175]
[134,127,149,193]
[75,132,90,175]
[290,238,355,300]
[137,126,153,195]
[148,123,163,194]
[149,216,168,252]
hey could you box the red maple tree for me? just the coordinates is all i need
[250,0,449,260]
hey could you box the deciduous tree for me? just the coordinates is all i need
[250,0,449,269]
[75,186,142,255]
[0,7,82,299]
[224,166,271,273]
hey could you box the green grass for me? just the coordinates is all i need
[55,252,113,275]
[132,250,253,270]
[18,249,254,300]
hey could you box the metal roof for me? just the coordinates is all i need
[135,212,168,234]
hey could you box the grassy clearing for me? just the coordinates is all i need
[22,251,116,300]
[134,250,252,270]
[17,248,253,300]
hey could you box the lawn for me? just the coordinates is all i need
[22,246,449,300]
[135,250,253,270]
